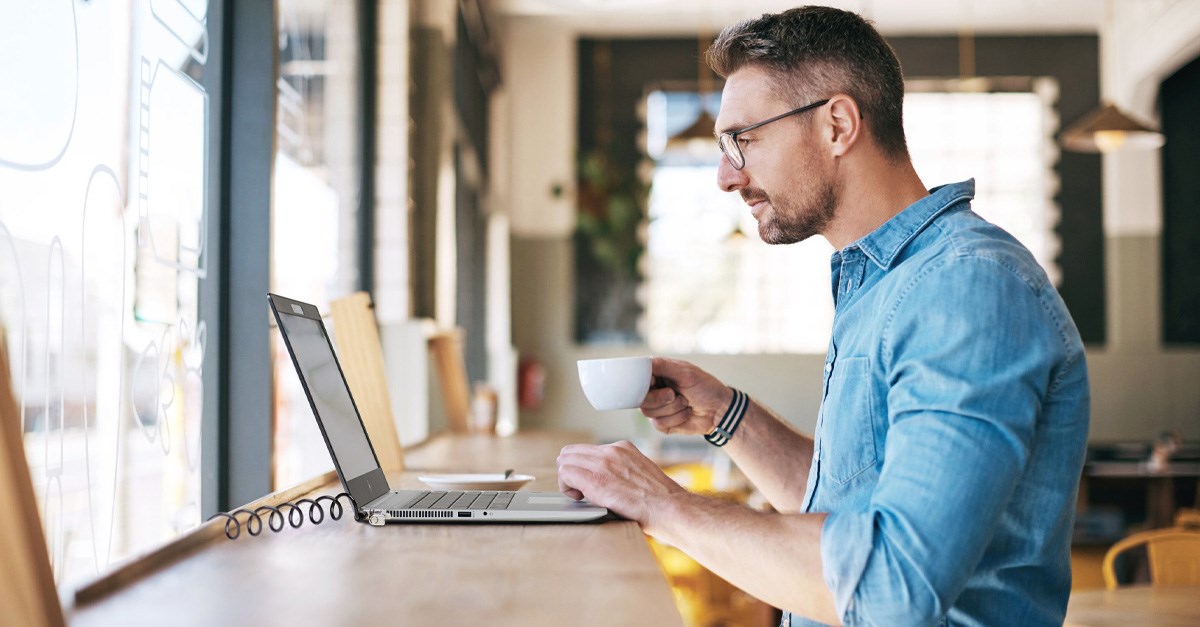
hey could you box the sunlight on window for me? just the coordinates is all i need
[271,0,362,490]
[643,82,1059,355]
[0,0,209,591]
[906,84,1062,284]
[644,91,834,355]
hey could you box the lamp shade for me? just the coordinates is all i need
[1060,102,1165,153]
[664,109,719,157]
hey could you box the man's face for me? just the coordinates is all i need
[715,66,839,245]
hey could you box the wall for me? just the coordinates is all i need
[390,1,519,437]
[502,18,576,238]
[373,0,413,323]
[1086,1,1200,440]
[502,14,1200,444]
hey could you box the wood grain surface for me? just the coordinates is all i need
[1065,584,1200,626]
[1,327,66,626]
[330,291,406,472]
[68,431,681,627]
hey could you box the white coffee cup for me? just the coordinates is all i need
[577,356,653,411]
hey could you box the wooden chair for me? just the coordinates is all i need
[427,328,471,433]
[1101,525,1200,590]
[329,293,406,473]
[0,326,66,626]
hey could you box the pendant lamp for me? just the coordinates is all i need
[665,33,720,157]
[1060,102,1165,153]
[1060,0,1164,153]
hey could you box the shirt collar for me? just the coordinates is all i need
[851,179,976,270]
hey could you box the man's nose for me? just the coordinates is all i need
[717,154,748,192]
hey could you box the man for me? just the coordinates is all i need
[556,6,1089,626]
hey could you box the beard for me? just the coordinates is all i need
[742,177,838,245]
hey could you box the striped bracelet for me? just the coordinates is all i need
[704,388,748,447]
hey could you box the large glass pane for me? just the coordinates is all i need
[0,0,210,590]
[642,85,1059,354]
[905,86,1061,284]
[644,90,835,354]
[272,0,362,488]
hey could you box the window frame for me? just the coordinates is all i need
[573,35,1104,347]
[202,0,379,516]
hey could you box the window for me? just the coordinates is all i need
[644,90,835,354]
[905,79,1062,285]
[271,0,363,489]
[0,0,210,589]
[642,81,1059,354]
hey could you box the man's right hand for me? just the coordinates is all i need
[640,357,734,436]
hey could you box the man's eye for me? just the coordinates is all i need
[737,137,752,147]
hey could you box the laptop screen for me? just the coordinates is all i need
[273,301,380,482]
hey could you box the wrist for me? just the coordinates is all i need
[646,487,703,542]
[704,387,748,447]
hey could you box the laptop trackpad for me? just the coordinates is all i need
[523,495,603,511]
[527,495,577,506]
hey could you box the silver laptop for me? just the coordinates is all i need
[267,293,608,525]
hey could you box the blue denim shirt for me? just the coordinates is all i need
[785,180,1090,627]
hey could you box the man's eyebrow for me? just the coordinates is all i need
[716,121,746,135]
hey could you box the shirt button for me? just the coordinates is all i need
[824,363,832,373]
[781,614,791,627]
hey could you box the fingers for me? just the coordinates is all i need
[641,386,673,410]
[651,356,710,387]
[558,441,632,468]
[559,481,585,501]
[641,386,694,435]
[651,357,724,403]
[641,386,687,414]
[648,413,690,434]
[555,442,674,527]
[556,443,611,500]
[650,356,687,386]
[556,441,646,494]
[556,460,592,501]
[611,439,641,454]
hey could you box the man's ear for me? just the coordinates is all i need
[825,94,862,158]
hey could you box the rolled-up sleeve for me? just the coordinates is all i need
[820,255,1060,625]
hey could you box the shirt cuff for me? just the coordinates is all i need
[821,511,875,624]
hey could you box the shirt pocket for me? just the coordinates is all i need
[820,356,877,486]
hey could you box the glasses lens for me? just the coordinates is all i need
[718,134,743,169]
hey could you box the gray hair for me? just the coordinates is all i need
[707,6,909,160]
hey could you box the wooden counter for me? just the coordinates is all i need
[1065,584,1200,626]
[68,431,683,627]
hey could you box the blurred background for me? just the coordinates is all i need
[0,0,1197,614]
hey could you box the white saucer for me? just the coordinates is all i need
[417,473,535,491]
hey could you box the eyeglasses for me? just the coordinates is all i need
[717,99,830,170]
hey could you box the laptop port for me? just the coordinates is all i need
[457,511,471,518]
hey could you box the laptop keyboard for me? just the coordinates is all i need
[406,491,515,510]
